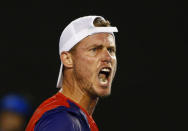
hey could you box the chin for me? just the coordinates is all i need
[94,86,111,97]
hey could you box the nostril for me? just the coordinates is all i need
[102,59,111,64]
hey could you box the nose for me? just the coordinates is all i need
[101,48,112,63]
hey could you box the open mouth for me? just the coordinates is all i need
[98,67,111,85]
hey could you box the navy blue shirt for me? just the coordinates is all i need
[34,101,91,131]
[26,92,98,131]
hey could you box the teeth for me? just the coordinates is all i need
[98,67,111,85]
[101,68,110,72]
[99,73,108,85]
[99,77,108,84]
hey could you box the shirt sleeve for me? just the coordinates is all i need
[34,110,81,131]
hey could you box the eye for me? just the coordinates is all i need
[91,47,97,52]
[108,48,115,53]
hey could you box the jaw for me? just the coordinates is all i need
[94,85,112,97]
[92,77,112,97]
[90,68,115,97]
[74,68,114,98]
[79,77,112,98]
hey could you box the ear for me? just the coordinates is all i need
[60,52,73,68]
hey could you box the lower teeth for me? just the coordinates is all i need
[99,74,108,84]
[100,78,107,84]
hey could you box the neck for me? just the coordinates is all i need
[60,74,99,115]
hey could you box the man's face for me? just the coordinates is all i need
[71,33,117,97]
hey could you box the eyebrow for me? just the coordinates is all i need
[88,43,116,49]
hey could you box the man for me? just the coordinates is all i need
[0,94,31,131]
[26,15,118,131]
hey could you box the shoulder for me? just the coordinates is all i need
[34,106,81,131]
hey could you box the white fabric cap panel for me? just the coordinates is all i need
[59,27,118,54]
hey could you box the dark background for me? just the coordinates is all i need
[0,0,187,131]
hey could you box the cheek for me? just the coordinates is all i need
[112,56,117,65]
[112,57,117,74]
[74,55,97,77]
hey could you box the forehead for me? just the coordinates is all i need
[78,33,116,48]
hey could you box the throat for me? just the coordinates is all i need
[60,82,99,115]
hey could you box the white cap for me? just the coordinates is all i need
[57,15,118,88]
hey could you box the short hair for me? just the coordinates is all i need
[93,17,111,27]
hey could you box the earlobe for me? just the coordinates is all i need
[60,52,73,68]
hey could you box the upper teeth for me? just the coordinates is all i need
[101,68,110,72]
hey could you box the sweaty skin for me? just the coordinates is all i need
[60,33,117,115]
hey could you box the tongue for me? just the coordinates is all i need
[99,73,106,79]
[99,73,108,83]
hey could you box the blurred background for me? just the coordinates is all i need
[0,0,187,131]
